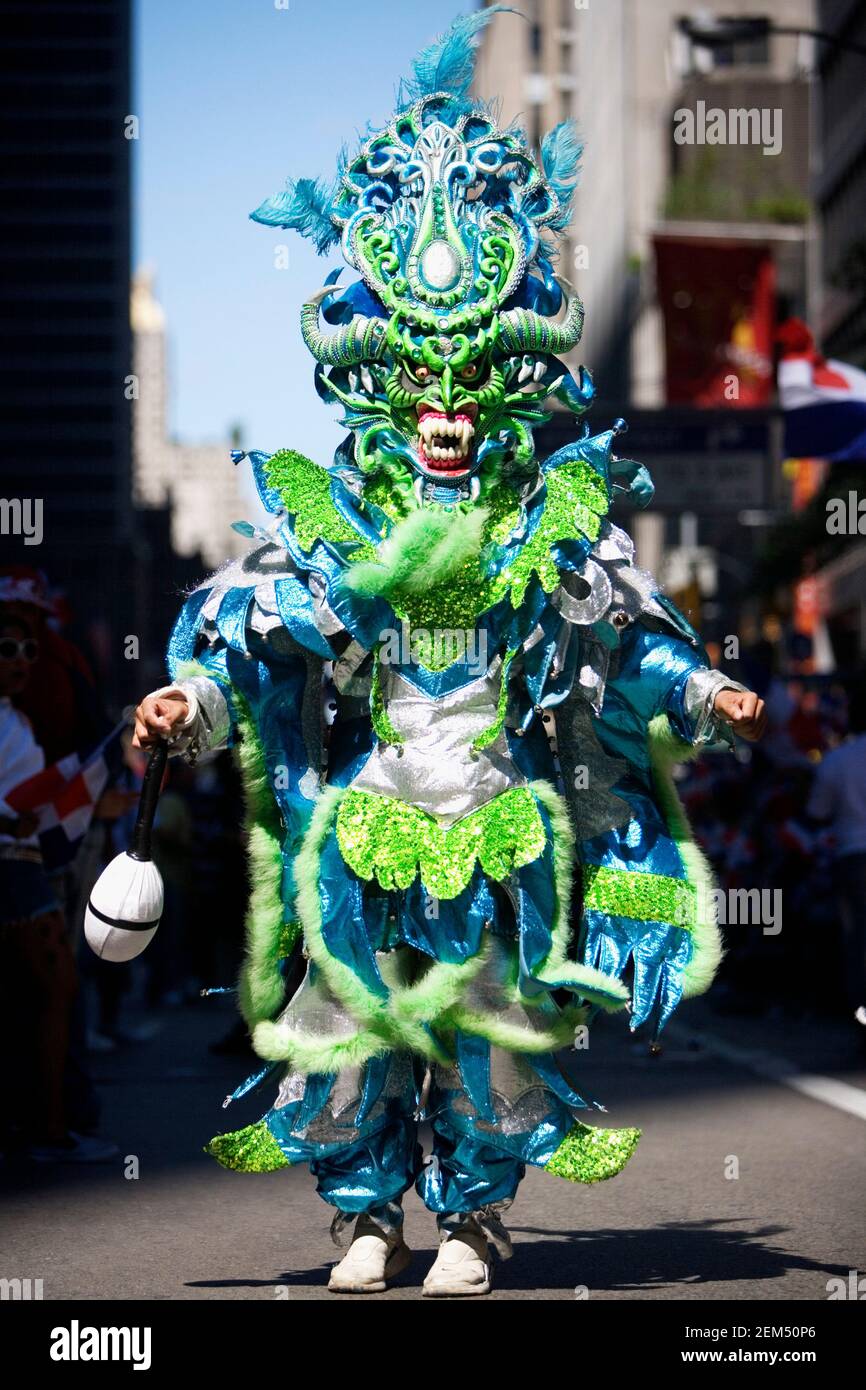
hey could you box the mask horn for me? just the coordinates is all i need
[498,277,584,356]
[300,286,389,367]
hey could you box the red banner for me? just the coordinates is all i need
[654,235,775,406]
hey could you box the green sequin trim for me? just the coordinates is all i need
[176,661,301,1025]
[545,1121,641,1184]
[265,453,607,621]
[336,787,547,900]
[488,460,609,608]
[386,493,508,660]
[583,864,696,929]
[471,648,517,752]
[370,654,404,744]
[376,463,608,646]
[205,1120,290,1173]
[264,449,371,553]
[277,921,301,959]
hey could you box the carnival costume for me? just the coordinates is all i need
[147,11,748,1292]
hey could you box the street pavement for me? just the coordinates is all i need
[2,995,864,1301]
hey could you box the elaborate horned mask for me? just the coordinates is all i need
[252,11,593,503]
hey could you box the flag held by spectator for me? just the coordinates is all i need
[5,722,126,869]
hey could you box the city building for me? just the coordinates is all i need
[0,0,135,697]
[474,0,815,407]
[812,0,866,662]
[815,0,866,362]
[131,269,250,570]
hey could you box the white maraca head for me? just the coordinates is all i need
[84,851,164,962]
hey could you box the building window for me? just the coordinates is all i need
[685,16,771,71]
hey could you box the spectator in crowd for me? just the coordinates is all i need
[0,606,116,1161]
[0,565,115,1131]
[806,682,866,1031]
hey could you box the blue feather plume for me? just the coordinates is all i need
[401,6,515,104]
[541,120,583,230]
[250,177,339,254]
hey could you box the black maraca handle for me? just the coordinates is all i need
[129,741,169,862]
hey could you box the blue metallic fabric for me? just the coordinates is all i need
[592,627,705,776]
[582,789,688,879]
[317,831,390,998]
[260,1044,581,1220]
[310,1121,422,1217]
[166,587,210,672]
[582,913,693,1031]
[418,1132,525,1215]
[396,868,498,963]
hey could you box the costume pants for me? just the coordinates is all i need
[267,1045,576,1242]
[309,1091,527,1236]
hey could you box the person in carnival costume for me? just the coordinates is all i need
[133,11,765,1295]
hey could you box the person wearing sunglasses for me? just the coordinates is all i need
[0,635,39,667]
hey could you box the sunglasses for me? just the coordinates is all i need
[0,638,39,662]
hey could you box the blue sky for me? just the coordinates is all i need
[134,0,469,470]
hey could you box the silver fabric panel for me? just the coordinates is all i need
[273,948,419,1144]
[445,1080,562,1139]
[556,699,633,840]
[247,578,284,637]
[308,571,348,638]
[434,1046,562,1140]
[332,641,372,695]
[552,559,613,625]
[350,660,524,826]
[196,527,299,615]
[593,521,635,564]
[272,967,363,1061]
[458,933,562,1037]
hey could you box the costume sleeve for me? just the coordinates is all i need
[149,673,233,763]
[617,624,748,748]
[674,667,750,746]
[160,577,327,1034]
[576,623,747,1035]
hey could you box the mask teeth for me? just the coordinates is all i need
[416,412,476,465]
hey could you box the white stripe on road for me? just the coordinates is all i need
[667,1025,866,1122]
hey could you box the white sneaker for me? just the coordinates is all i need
[328,1214,412,1293]
[423,1227,492,1297]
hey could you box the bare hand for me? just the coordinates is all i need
[132,692,189,750]
[714,688,767,742]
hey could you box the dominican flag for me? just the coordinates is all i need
[5,722,126,870]
[777,318,866,462]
